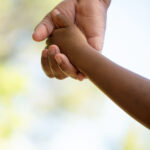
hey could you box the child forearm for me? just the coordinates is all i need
[49,10,150,128]
[73,44,150,129]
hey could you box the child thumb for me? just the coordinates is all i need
[52,9,72,28]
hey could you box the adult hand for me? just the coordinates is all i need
[33,0,111,80]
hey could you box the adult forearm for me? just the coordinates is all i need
[73,45,150,129]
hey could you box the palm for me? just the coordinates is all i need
[56,0,107,50]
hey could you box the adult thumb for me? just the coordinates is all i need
[51,9,72,28]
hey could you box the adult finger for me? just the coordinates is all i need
[55,53,85,81]
[41,49,54,78]
[32,12,54,42]
[47,45,67,80]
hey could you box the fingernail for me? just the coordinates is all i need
[53,9,60,16]
[55,56,62,65]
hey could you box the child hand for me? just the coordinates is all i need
[47,9,89,67]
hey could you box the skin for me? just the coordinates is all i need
[47,10,150,129]
[33,0,111,80]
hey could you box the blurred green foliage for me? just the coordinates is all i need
[0,65,25,101]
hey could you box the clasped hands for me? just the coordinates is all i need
[32,0,110,80]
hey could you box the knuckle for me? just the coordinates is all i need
[41,16,53,33]
[44,12,51,20]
